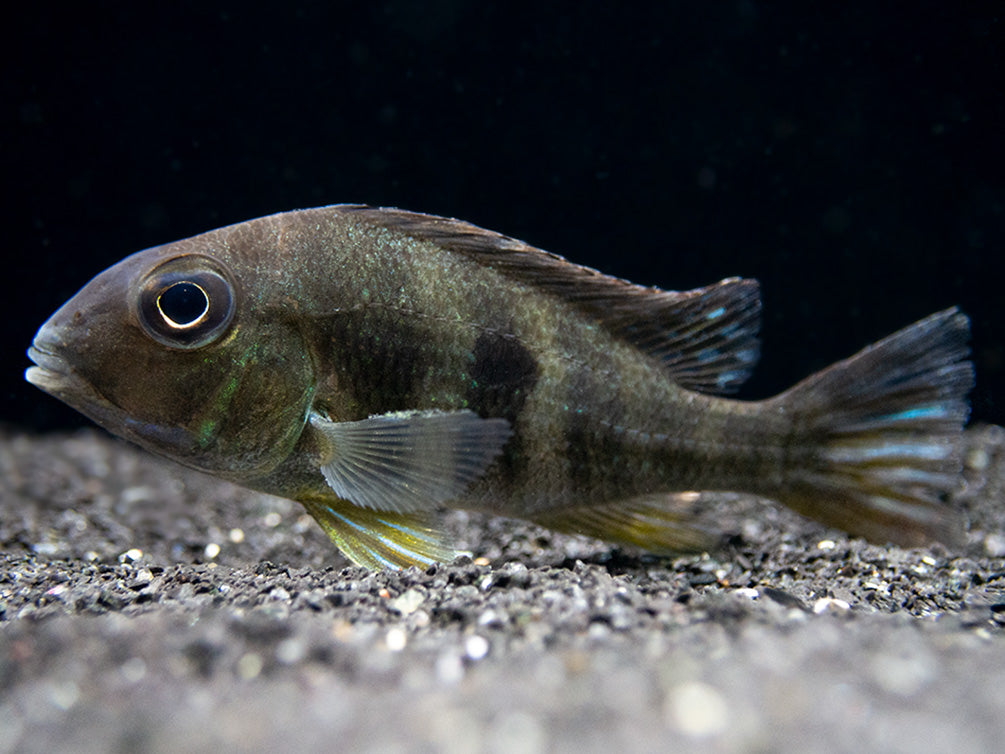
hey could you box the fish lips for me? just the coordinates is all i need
[27,327,214,467]
[25,343,69,394]
[25,330,124,430]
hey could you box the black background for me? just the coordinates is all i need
[5,2,1003,430]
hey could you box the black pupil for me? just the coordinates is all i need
[159,282,208,325]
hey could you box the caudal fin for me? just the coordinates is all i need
[775,308,973,548]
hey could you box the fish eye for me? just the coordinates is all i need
[158,281,209,327]
[137,256,236,349]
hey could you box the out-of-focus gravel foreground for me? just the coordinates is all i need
[2,425,1004,753]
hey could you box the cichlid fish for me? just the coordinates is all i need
[26,205,973,569]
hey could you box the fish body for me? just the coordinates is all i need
[27,205,973,568]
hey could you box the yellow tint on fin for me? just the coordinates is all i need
[300,496,460,570]
[533,493,720,554]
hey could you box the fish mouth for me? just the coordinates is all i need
[26,342,74,395]
[25,335,122,428]
[26,332,203,462]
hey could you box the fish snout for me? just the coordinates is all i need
[25,318,127,432]
[26,326,74,395]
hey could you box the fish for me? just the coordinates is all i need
[26,205,974,569]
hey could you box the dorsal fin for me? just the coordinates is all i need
[344,205,761,394]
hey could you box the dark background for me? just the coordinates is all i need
[5,2,1003,429]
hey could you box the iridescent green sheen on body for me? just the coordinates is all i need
[26,205,974,568]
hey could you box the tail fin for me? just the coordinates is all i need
[774,308,973,548]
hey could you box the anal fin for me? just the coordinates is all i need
[300,496,461,570]
[533,493,721,555]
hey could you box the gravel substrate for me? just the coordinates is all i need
[2,425,1005,753]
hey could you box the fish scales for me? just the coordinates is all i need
[270,209,776,512]
[26,204,974,569]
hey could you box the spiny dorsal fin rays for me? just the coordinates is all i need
[309,408,512,514]
[344,205,761,395]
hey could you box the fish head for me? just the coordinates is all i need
[26,242,316,478]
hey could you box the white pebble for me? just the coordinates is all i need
[390,589,425,615]
[984,533,1005,558]
[478,609,506,628]
[120,486,153,505]
[48,681,80,711]
[966,447,989,471]
[813,597,851,615]
[237,653,263,680]
[465,635,490,661]
[385,627,407,652]
[435,651,464,685]
[664,681,728,737]
[276,638,306,664]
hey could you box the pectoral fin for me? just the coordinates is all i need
[533,493,722,554]
[309,409,512,513]
[300,496,461,569]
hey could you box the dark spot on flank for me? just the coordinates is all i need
[466,331,539,422]
[328,310,435,415]
[466,331,539,480]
